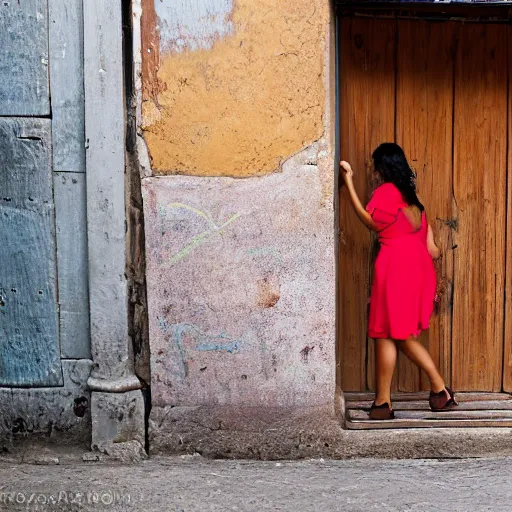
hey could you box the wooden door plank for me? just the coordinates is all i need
[49,0,86,173]
[396,20,456,392]
[347,407,512,430]
[346,416,512,430]
[349,409,512,420]
[339,17,396,391]
[53,173,90,359]
[346,400,512,411]
[504,27,512,391]
[0,0,50,115]
[452,24,507,391]
[0,118,62,386]
[344,391,512,402]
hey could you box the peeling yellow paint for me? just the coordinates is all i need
[142,0,328,177]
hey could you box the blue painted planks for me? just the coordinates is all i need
[53,172,90,359]
[48,0,86,173]
[0,0,50,116]
[0,118,62,386]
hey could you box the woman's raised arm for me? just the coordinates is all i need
[340,161,378,231]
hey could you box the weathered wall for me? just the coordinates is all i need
[141,0,330,177]
[140,0,336,454]
[143,143,335,409]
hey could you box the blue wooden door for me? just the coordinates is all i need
[0,0,88,386]
[0,119,62,386]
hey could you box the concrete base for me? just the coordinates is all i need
[0,360,93,446]
[90,389,146,455]
[149,404,512,459]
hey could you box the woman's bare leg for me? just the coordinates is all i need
[375,338,398,406]
[396,337,445,392]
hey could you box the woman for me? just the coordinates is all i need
[340,142,457,420]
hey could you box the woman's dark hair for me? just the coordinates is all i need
[372,143,424,211]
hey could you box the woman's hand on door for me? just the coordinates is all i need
[340,160,354,183]
[339,160,378,231]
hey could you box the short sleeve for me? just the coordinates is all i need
[366,183,406,228]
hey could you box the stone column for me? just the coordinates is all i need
[84,0,145,456]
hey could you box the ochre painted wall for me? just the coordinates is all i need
[141,0,329,177]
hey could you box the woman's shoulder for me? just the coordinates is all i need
[366,182,405,218]
[369,182,403,205]
[373,182,401,196]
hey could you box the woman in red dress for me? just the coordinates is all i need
[340,143,457,420]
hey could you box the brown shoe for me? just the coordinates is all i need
[369,402,395,420]
[429,387,458,412]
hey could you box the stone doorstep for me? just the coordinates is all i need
[345,392,512,429]
[338,426,512,459]
[150,425,512,460]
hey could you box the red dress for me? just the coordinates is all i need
[366,183,437,340]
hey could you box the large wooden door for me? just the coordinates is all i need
[339,17,512,392]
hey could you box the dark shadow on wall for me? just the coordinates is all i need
[122,0,152,454]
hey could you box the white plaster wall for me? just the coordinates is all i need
[143,140,336,408]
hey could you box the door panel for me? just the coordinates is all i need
[339,17,509,392]
[0,118,62,386]
[338,17,396,391]
[0,0,50,115]
[396,21,456,391]
[54,173,90,359]
[504,27,512,392]
[451,24,507,391]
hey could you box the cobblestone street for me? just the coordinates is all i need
[1,455,512,512]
